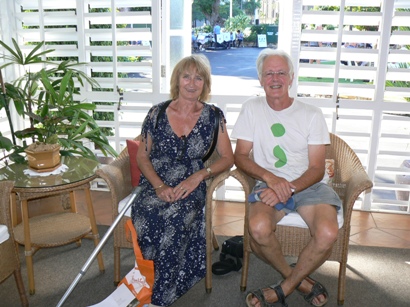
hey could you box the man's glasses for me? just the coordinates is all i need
[262,71,289,79]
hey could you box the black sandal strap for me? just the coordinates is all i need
[270,283,288,307]
[289,263,329,307]
[304,281,328,303]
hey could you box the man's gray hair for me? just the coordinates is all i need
[256,49,295,80]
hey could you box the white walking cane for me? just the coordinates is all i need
[56,186,142,307]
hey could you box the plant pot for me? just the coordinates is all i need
[25,145,61,172]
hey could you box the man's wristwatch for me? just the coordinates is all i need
[206,167,212,176]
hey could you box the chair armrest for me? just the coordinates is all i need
[95,154,133,219]
[230,168,255,196]
[206,170,231,201]
[340,170,373,227]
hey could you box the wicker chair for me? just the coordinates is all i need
[95,137,230,293]
[233,133,373,305]
[0,181,29,307]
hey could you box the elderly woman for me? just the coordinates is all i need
[131,54,234,307]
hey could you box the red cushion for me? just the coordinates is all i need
[126,139,141,187]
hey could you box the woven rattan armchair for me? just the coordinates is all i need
[233,133,373,305]
[95,136,230,293]
[0,181,29,307]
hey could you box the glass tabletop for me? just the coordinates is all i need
[0,156,100,189]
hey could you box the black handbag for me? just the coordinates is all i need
[220,235,243,259]
[212,236,243,275]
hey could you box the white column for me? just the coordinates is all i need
[278,0,302,98]
[0,0,23,133]
[362,0,395,210]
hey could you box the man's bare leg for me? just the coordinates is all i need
[247,203,338,307]
[248,201,289,270]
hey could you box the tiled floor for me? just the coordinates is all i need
[80,190,410,249]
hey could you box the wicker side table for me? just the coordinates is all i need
[0,156,105,295]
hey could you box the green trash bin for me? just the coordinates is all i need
[266,25,278,45]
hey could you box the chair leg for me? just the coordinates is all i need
[205,230,213,293]
[113,246,121,286]
[212,230,219,251]
[14,269,29,307]
[205,230,220,293]
[205,217,213,293]
[205,260,212,293]
[337,261,347,305]
[240,248,250,291]
[205,271,212,293]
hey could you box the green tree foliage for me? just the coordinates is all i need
[245,24,268,44]
[218,1,243,21]
[243,0,261,20]
[193,0,221,26]
[224,15,251,32]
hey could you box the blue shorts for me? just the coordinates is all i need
[251,181,342,214]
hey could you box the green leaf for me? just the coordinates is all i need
[0,135,13,150]
[24,43,55,65]
[11,38,24,63]
[39,69,59,102]
[59,71,74,103]
[66,103,96,111]
[71,121,89,138]
[9,151,27,164]
[0,39,23,64]
[39,103,49,118]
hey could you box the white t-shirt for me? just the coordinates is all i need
[231,96,330,182]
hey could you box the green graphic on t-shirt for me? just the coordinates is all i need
[271,123,287,168]
[273,145,287,167]
[271,123,286,137]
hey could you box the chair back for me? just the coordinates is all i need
[326,133,367,202]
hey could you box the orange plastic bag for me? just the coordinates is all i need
[118,219,154,306]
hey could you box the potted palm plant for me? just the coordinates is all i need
[0,39,117,169]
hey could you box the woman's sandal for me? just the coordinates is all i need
[290,263,329,307]
[245,281,288,307]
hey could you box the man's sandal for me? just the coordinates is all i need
[245,281,288,307]
[290,263,329,307]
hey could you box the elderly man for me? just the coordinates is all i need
[231,49,341,307]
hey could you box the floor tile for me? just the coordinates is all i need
[372,212,410,230]
[382,229,410,244]
[213,201,245,217]
[349,228,410,249]
[213,215,243,227]
[351,211,376,228]
[350,225,373,236]
[213,220,244,237]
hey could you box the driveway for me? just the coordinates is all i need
[202,47,264,96]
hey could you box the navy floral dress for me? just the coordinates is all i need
[131,101,224,306]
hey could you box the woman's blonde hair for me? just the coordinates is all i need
[170,54,211,102]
